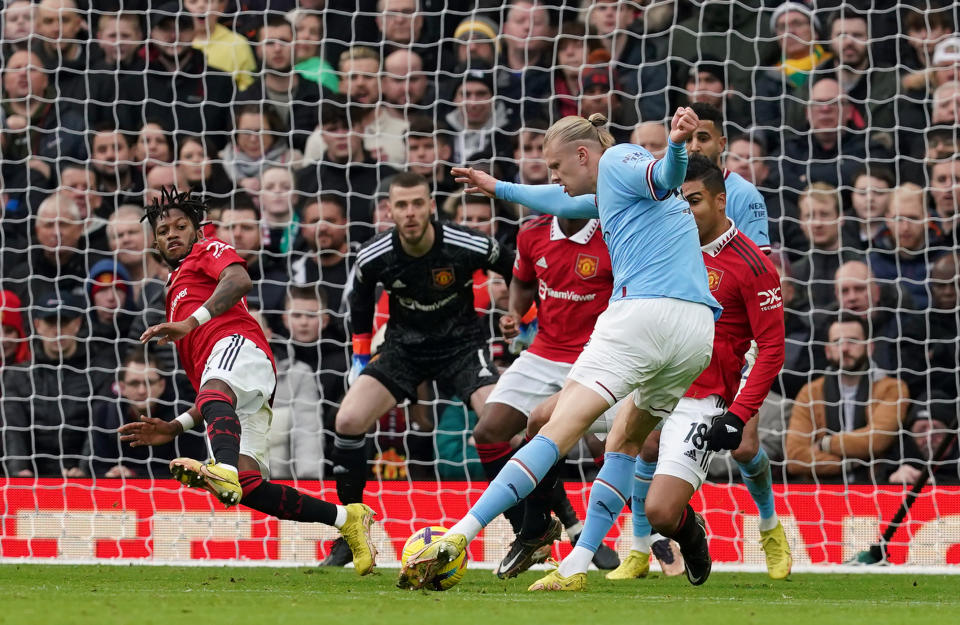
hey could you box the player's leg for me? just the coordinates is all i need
[530,396,662,590]
[332,347,415,506]
[732,417,792,579]
[607,429,659,580]
[473,400,529,533]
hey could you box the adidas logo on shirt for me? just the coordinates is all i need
[536,257,548,269]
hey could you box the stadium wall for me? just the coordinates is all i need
[1,480,958,570]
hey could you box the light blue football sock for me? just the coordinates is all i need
[574,452,635,553]
[632,458,657,549]
[737,448,778,531]
[467,434,559,526]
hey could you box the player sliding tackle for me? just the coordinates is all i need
[533,155,788,589]
[118,188,376,575]
[399,108,722,590]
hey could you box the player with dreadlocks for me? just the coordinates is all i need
[117,187,377,575]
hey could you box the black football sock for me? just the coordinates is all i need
[476,440,524,534]
[519,459,562,539]
[665,504,700,549]
[198,389,241,468]
[550,479,580,530]
[239,471,338,526]
[332,433,368,505]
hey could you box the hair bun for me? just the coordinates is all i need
[587,113,608,127]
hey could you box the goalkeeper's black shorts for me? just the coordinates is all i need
[361,340,500,404]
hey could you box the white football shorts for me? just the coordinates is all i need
[656,395,726,489]
[201,333,277,476]
[567,297,714,416]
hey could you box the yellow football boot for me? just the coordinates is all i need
[170,458,242,508]
[340,503,377,576]
[605,550,650,580]
[760,521,793,580]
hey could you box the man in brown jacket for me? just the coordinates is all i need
[786,316,910,481]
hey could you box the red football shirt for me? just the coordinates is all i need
[514,216,613,364]
[165,237,275,391]
[685,222,785,422]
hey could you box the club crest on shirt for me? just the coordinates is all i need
[575,254,599,279]
[706,267,724,291]
[432,267,455,288]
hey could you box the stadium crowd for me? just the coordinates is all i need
[0,0,958,487]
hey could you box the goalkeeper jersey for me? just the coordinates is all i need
[349,221,515,356]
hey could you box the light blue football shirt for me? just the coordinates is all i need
[497,142,721,319]
[723,170,770,249]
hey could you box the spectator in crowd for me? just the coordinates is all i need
[931,80,960,125]
[510,118,549,186]
[585,0,638,60]
[888,392,959,485]
[144,165,177,206]
[184,0,256,89]
[133,121,173,176]
[297,99,397,231]
[304,46,407,166]
[444,63,517,165]
[765,2,829,94]
[551,21,597,119]
[781,77,887,193]
[451,15,497,67]
[929,155,960,243]
[2,0,32,51]
[85,258,137,348]
[725,133,807,257]
[3,292,115,477]
[869,183,945,309]
[33,0,90,105]
[374,0,441,73]
[59,163,106,235]
[844,166,894,251]
[827,259,928,398]
[785,316,910,482]
[291,9,339,92]
[269,286,327,480]
[793,182,864,310]
[900,5,954,94]
[805,9,899,133]
[237,12,323,153]
[496,0,552,121]
[215,195,288,333]
[1,48,85,191]
[4,191,93,309]
[92,11,145,72]
[88,124,144,210]
[0,290,29,367]
[105,204,167,311]
[220,104,301,190]
[173,135,233,198]
[90,350,206,478]
[630,121,668,158]
[290,194,358,323]
[258,166,299,256]
[926,253,960,400]
[382,49,434,116]
[128,8,234,151]
[405,115,456,199]
[579,53,632,143]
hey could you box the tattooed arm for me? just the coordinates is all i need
[140,263,252,346]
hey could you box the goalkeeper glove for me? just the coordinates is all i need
[508,318,538,355]
[706,412,745,451]
[347,333,372,386]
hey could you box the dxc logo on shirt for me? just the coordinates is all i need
[205,241,234,258]
[757,287,782,311]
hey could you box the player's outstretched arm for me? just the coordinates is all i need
[452,167,599,219]
[118,406,200,447]
[647,107,699,196]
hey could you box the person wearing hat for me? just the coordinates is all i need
[444,61,518,165]
[579,52,632,144]
[0,290,29,367]
[889,392,959,485]
[452,15,498,67]
[3,291,115,477]
[87,258,136,343]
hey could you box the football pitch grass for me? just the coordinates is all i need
[2,565,958,625]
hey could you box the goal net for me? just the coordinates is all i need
[0,0,958,570]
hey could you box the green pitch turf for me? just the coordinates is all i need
[1,565,957,625]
